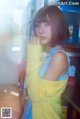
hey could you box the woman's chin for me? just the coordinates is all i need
[40,41,51,46]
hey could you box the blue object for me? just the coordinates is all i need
[60,5,80,13]
[78,38,80,44]
[67,38,73,43]
[22,100,32,119]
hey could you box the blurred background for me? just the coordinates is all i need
[0,0,80,119]
[0,0,80,85]
[0,0,31,84]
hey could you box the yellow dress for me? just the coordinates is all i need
[26,44,68,119]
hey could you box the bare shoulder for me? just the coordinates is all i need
[50,51,68,67]
[53,51,68,61]
[43,46,69,81]
[51,45,68,62]
[43,51,68,81]
[49,51,68,75]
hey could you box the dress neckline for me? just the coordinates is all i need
[47,47,58,55]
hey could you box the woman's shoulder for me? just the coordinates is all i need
[43,47,68,81]
[49,46,68,74]
[52,45,67,61]
[51,51,68,66]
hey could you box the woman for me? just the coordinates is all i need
[22,5,70,119]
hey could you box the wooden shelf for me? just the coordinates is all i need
[63,43,80,53]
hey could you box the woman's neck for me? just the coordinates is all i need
[45,45,52,53]
[46,45,64,53]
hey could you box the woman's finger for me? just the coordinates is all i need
[32,36,36,44]
[29,36,40,45]
[37,37,40,44]
[30,36,34,44]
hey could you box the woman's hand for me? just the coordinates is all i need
[28,36,40,45]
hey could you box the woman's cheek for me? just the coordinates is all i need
[35,28,39,36]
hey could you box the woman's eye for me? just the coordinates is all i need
[35,23,40,27]
[44,22,50,26]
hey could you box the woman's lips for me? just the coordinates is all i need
[39,37,46,40]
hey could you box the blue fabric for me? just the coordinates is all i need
[22,48,70,119]
[22,100,32,119]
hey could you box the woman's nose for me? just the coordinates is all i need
[39,23,45,34]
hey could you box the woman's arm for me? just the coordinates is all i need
[27,37,68,81]
[43,51,68,81]
[27,38,68,101]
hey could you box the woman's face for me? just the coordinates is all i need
[35,22,51,45]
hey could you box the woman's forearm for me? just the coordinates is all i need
[27,44,42,75]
